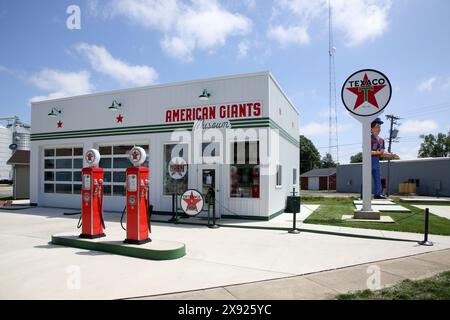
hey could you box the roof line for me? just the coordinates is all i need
[31,71,272,106]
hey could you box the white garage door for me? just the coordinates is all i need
[308,177,319,190]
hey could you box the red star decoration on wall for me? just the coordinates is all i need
[116,114,124,123]
[183,192,202,211]
[57,121,63,128]
[346,73,386,110]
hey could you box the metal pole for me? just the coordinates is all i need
[361,120,373,212]
[289,187,300,234]
[209,190,219,229]
[385,115,398,197]
[418,208,433,246]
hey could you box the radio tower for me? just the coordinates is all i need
[328,0,339,164]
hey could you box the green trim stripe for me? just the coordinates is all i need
[31,118,299,147]
[51,235,186,260]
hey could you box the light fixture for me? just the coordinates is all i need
[48,108,62,117]
[198,89,211,101]
[108,99,122,111]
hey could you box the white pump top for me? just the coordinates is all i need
[128,146,146,166]
[85,149,101,167]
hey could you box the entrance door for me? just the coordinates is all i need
[198,166,218,216]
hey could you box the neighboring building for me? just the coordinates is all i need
[30,72,300,220]
[0,117,31,183]
[7,150,30,199]
[300,168,336,191]
[336,158,450,196]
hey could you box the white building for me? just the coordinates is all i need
[30,72,300,220]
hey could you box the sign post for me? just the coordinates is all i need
[341,69,392,219]
[168,157,187,223]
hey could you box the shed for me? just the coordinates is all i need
[7,150,30,199]
[300,168,336,191]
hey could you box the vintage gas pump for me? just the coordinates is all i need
[124,146,151,244]
[79,149,106,239]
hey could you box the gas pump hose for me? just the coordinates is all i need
[120,205,127,231]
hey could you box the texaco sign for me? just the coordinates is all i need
[168,157,187,180]
[341,69,392,117]
[180,189,204,216]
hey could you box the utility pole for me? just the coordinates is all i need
[385,115,400,196]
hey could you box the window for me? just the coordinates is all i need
[293,168,297,185]
[230,141,260,198]
[99,144,149,196]
[43,147,83,194]
[276,165,282,187]
[163,144,188,195]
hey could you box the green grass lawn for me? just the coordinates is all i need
[336,271,450,300]
[303,197,450,235]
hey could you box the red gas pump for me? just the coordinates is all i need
[79,149,106,239]
[124,146,151,244]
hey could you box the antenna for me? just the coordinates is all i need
[328,0,339,164]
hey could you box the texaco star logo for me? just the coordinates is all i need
[341,69,392,117]
[181,189,204,216]
[346,73,386,110]
[86,151,94,163]
[168,157,187,180]
[183,191,201,210]
[131,150,140,161]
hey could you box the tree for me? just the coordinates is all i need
[418,132,450,158]
[350,152,363,163]
[320,152,336,168]
[299,135,321,174]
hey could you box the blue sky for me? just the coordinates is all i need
[0,0,449,163]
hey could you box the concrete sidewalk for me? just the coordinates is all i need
[134,249,450,300]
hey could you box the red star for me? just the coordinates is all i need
[183,191,202,211]
[57,121,63,128]
[86,152,93,162]
[131,150,140,160]
[116,114,124,123]
[346,73,386,110]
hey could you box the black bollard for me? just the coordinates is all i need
[418,208,433,246]
[209,188,219,229]
[288,187,300,234]
[169,192,179,223]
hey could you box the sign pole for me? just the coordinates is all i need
[341,69,392,220]
[361,119,373,212]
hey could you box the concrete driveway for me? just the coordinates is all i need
[1,206,450,299]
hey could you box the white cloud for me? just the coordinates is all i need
[75,42,158,86]
[108,0,251,62]
[332,0,392,46]
[300,121,352,136]
[400,120,439,134]
[111,0,179,31]
[29,69,94,103]
[267,25,310,46]
[271,0,391,47]
[396,144,420,160]
[417,77,437,93]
